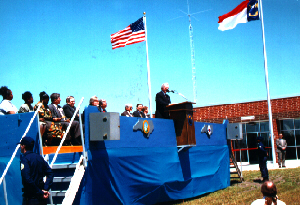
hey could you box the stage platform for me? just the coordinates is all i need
[0,108,231,205]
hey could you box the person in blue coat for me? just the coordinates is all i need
[19,136,53,205]
[257,136,269,182]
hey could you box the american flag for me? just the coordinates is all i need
[111,17,146,50]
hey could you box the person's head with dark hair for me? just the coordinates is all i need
[136,104,143,111]
[50,93,61,105]
[257,135,263,142]
[66,96,75,107]
[22,91,33,104]
[39,91,49,105]
[261,181,278,205]
[0,86,13,100]
[66,96,74,103]
[142,106,148,113]
[99,99,107,109]
[19,136,35,153]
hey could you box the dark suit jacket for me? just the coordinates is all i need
[155,91,171,119]
[121,111,133,117]
[48,104,68,122]
[133,110,146,118]
[63,104,79,121]
[97,107,107,112]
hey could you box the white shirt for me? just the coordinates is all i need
[251,199,286,205]
[124,111,133,117]
[0,99,18,114]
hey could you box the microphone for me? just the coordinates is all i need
[167,90,175,93]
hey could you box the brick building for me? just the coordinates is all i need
[193,96,300,163]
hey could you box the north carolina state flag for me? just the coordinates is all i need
[218,0,259,31]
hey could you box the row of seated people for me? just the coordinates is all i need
[0,86,150,145]
[0,86,150,118]
[88,95,150,118]
[120,103,150,118]
[0,86,81,146]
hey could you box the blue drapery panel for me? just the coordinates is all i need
[0,108,230,205]
[77,106,230,205]
[82,146,229,205]
[0,113,39,205]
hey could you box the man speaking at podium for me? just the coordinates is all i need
[155,83,171,119]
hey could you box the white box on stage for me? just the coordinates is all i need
[89,112,120,141]
[227,123,243,140]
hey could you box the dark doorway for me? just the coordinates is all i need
[247,133,258,164]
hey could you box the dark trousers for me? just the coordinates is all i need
[61,120,82,145]
[259,156,269,179]
[22,197,47,205]
[278,151,286,166]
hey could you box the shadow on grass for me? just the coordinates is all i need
[155,193,211,205]
[253,179,263,183]
[230,179,242,186]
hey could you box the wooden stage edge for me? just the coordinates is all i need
[43,146,83,155]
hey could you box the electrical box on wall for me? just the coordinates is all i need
[227,123,243,140]
[89,112,120,141]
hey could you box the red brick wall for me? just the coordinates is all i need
[193,96,300,124]
[193,96,300,163]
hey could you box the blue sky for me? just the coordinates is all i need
[1,0,299,114]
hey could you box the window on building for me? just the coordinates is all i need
[246,123,259,133]
[295,118,300,129]
[233,121,271,163]
[260,122,269,132]
[279,119,300,160]
[280,119,294,130]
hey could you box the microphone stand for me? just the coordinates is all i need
[168,90,188,101]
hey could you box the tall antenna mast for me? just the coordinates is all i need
[169,1,211,103]
[187,0,197,103]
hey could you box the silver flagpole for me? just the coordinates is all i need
[259,0,276,166]
[143,12,153,117]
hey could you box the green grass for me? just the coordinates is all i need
[163,167,300,204]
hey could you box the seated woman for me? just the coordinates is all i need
[0,86,18,115]
[34,91,65,146]
[19,91,34,113]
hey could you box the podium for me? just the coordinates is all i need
[167,102,196,147]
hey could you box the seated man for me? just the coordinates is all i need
[133,104,145,118]
[89,96,99,106]
[98,99,107,112]
[63,96,79,121]
[48,93,81,145]
[121,104,133,117]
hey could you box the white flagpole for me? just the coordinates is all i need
[143,12,153,117]
[259,0,276,167]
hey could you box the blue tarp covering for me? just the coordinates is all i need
[0,108,230,205]
[0,112,40,205]
[77,106,230,205]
